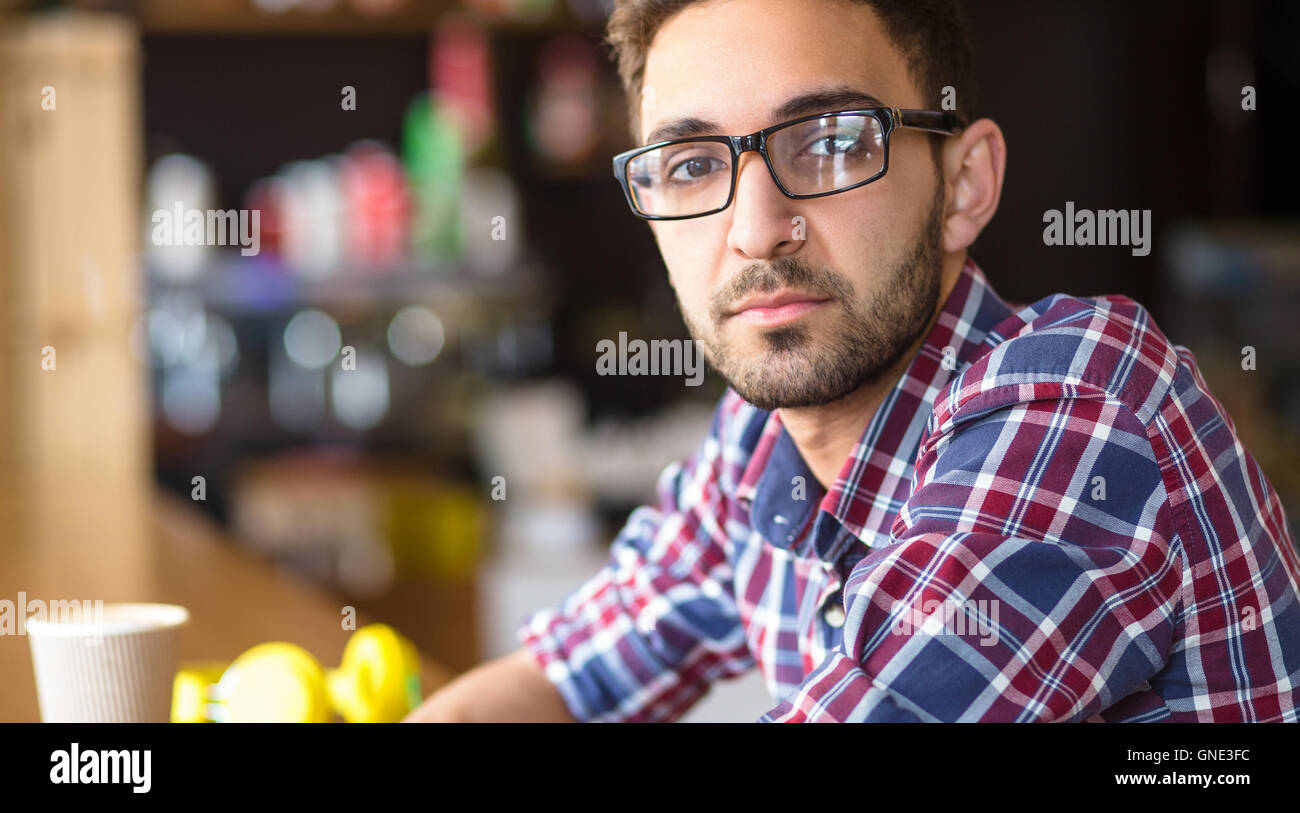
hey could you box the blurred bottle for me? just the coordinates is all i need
[525,35,600,168]
[340,141,410,270]
[459,166,521,276]
[279,158,345,278]
[431,19,495,161]
[244,176,287,260]
[403,93,463,265]
[144,153,215,282]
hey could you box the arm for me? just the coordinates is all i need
[403,648,575,722]
[762,394,1185,722]
[521,393,756,722]
[409,391,755,723]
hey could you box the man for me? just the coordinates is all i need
[407,0,1300,722]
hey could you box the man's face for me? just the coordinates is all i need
[640,0,946,410]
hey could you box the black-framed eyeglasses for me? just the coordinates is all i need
[612,107,964,220]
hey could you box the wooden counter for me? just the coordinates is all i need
[0,487,453,722]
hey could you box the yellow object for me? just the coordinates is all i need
[326,624,422,723]
[171,663,227,723]
[385,484,486,580]
[169,625,423,723]
[211,642,332,723]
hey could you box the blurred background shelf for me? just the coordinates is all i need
[146,255,549,315]
[136,0,454,36]
[134,0,597,36]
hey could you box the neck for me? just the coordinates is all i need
[778,253,965,490]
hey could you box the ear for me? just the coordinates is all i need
[940,117,1006,254]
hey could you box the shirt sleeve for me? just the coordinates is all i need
[519,394,755,722]
[760,394,1186,722]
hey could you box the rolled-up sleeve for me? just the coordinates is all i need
[761,395,1186,722]
[519,397,755,722]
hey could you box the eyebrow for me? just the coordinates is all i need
[643,86,887,145]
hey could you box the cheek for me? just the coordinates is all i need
[657,228,719,312]
[666,261,710,322]
[815,195,907,273]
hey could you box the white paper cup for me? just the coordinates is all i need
[27,603,189,722]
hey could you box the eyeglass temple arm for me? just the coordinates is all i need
[894,109,965,134]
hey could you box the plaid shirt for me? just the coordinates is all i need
[520,258,1300,722]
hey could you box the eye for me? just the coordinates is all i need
[804,131,871,158]
[667,154,726,183]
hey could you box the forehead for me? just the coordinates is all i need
[640,0,916,143]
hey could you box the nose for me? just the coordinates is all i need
[724,150,803,261]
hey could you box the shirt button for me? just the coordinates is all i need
[823,601,846,628]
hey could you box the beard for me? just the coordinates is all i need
[680,186,945,411]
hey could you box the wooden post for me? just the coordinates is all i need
[0,12,149,571]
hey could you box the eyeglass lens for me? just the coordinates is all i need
[625,113,885,217]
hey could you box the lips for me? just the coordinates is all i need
[728,290,824,314]
[726,289,830,327]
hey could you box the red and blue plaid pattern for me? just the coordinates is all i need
[520,259,1300,722]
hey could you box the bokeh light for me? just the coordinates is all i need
[283,308,342,369]
[386,305,445,366]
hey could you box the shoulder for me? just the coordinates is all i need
[933,291,1184,436]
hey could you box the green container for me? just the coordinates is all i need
[403,93,464,264]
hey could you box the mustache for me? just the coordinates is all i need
[709,257,853,324]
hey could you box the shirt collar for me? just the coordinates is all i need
[736,258,1016,553]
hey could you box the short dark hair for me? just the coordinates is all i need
[604,0,976,142]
